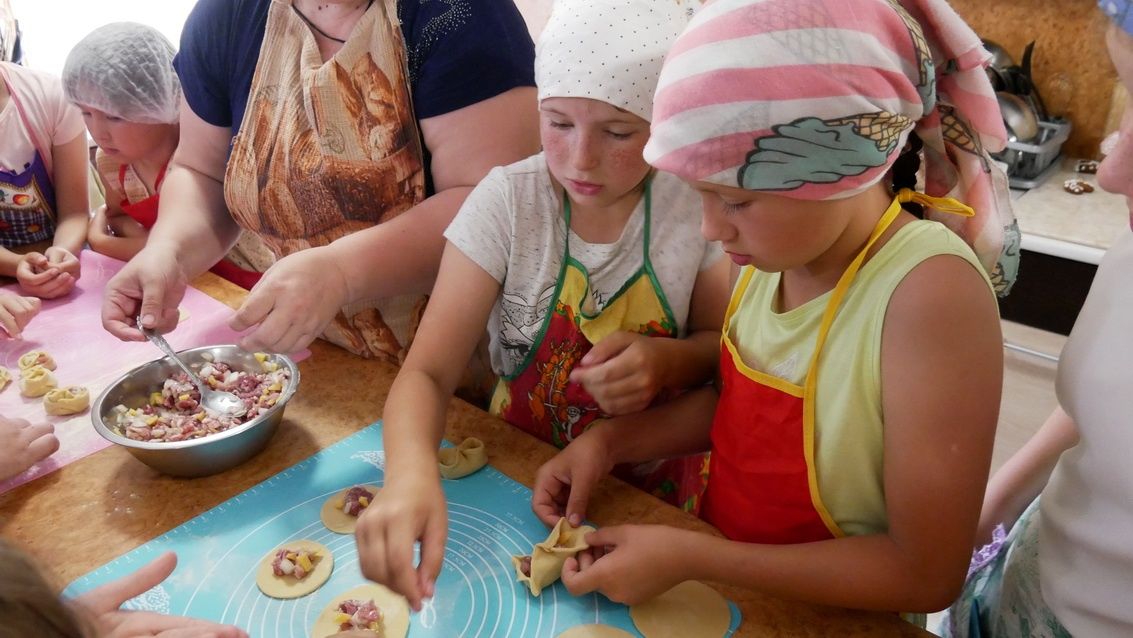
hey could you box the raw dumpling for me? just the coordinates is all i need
[320,484,379,534]
[19,365,57,398]
[512,517,596,596]
[0,367,10,392]
[438,437,488,479]
[311,583,410,638]
[43,386,90,416]
[17,350,55,371]
[255,539,333,599]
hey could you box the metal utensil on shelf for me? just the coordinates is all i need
[137,315,246,417]
[997,92,1040,143]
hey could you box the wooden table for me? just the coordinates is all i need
[0,274,928,637]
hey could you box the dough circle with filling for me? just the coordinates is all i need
[630,580,731,638]
[311,583,410,638]
[255,539,333,599]
[320,484,380,534]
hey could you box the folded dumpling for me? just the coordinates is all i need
[0,367,10,392]
[512,517,597,596]
[43,386,90,416]
[19,365,57,397]
[18,350,55,372]
[438,437,488,479]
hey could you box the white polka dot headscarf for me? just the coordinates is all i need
[535,0,699,123]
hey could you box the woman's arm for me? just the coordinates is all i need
[976,406,1078,544]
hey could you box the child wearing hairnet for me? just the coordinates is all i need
[0,58,88,299]
[63,22,260,289]
[354,0,727,611]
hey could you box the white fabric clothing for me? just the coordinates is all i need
[0,62,85,175]
[535,0,691,122]
[445,152,723,378]
[1040,229,1133,637]
[63,22,180,124]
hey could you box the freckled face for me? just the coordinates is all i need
[539,97,652,210]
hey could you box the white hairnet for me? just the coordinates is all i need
[62,22,180,124]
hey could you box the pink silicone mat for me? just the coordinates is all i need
[0,251,304,494]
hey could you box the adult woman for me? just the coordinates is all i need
[943,3,1133,636]
[102,0,539,363]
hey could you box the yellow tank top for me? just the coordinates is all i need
[728,220,989,536]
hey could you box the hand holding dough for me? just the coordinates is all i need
[512,517,596,596]
[19,365,57,397]
[17,350,55,371]
[438,437,488,479]
[43,386,90,416]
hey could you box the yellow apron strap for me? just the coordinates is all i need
[897,188,975,218]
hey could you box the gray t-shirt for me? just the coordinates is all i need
[445,153,723,377]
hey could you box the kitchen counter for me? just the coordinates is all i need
[0,274,927,637]
[1014,157,1128,264]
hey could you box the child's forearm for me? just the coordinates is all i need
[686,530,966,613]
[0,248,22,277]
[88,232,146,263]
[600,385,716,465]
[657,330,720,390]
[52,212,88,256]
[381,369,453,486]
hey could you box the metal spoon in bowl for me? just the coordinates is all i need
[137,316,246,417]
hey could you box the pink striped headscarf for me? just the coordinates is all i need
[645,0,1019,293]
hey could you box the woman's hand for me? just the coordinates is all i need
[0,416,58,482]
[75,552,248,638]
[16,251,76,299]
[102,245,189,340]
[560,525,694,605]
[229,246,350,354]
[0,292,40,338]
[355,470,448,612]
[532,423,615,527]
[569,332,670,415]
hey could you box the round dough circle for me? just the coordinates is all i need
[630,580,731,638]
[557,624,637,638]
[320,484,379,534]
[311,583,410,638]
[255,539,334,599]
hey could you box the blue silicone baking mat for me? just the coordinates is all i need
[66,422,741,636]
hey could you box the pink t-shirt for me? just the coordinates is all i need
[0,62,84,176]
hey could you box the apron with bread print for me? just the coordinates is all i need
[224,0,427,362]
[489,185,709,512]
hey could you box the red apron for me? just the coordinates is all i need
[702,191,972,542]
[116,163,263,290]
[489,184,709,511]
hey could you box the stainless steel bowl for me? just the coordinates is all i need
[91,345,300,478]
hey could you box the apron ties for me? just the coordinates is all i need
[702,190,973,543]
[490,181,710,511]
[223,0,426,359]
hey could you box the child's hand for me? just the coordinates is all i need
[569,332,669,415]
[0,292,40,338]
[532,424,614,527]
[229,246,350,354]
[75,551,248,638]
[45,246,81,278]
[16,252,76,299]
[355,471,448,612]
[560,524,693,605]
[0,416,58,482]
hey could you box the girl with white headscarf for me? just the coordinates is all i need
[355,0,728,611]
[63,22,260,289]
[532,0,1009,621]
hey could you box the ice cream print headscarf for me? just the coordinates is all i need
[535,0,698,122]
[1100,1,1133,35]
[645,0,1020,295]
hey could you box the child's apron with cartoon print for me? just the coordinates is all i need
[490,184,709,511]
[0,68,56,247]
[224,0,427,361]
[702,191,973,543]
